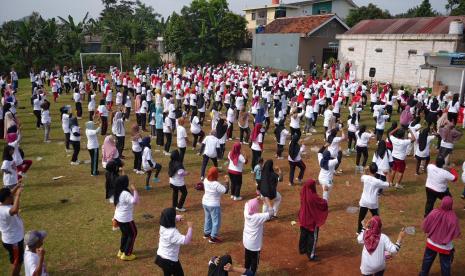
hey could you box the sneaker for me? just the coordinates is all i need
[44,140,51,143]
[120,253,136,261]
[70,161,79,165]
[200,176,205,181]
[277,157,284,160]
[145,185,152,191]
[233,196,243,201]
[203,234,211,239]
[176,207,186,212]
[209,237,223,244]
[117,250,123,258]
[153,177,160,183]
[395,183,404,189]
[288,182,293,186]
[137,170,144,175]
[164,152,171,156]
[133,169,137,172]
[230,195,234,199]
[460,194,465,199]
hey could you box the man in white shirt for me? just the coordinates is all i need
[0,186,25,276]
[24,230,48,276]
[200,130,220,180]
[176,118,189,163]
[424,157,456,216]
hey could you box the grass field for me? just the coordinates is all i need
[0,78,464,275]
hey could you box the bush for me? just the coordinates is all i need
[131,50,162,68]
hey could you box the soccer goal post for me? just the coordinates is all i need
[80,52,122,77]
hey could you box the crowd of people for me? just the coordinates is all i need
[0,62,464,275]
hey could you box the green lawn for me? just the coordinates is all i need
[0,78,464,275]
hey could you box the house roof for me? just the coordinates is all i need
[346,16,465,35]
[264,14,348,35]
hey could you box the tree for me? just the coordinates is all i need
[397,0,438,18]
[447,0,465,15]
[345,3,392,27]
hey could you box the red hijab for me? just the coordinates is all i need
[422,196,461,245]
[251,123,262,142]
[363,216,382,254]
[229,142,241,166]
[298,179,328,232]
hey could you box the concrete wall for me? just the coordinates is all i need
[235,48,252,64]
[252,33,301,71]
[337,35,460,87]
[332,0,353,20]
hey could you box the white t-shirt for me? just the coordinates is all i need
[323,109,332,127]
[279,129,289,145]
[251,133,263,151]
[86,129,100,149]
[97,105,109,117]
[414,135,435,158]
[390,136,411,160]
[0,205,24,244]
[157,226,186,262]
[328,137,342,158]
[176,126,187,148]
[356,132,373,147]
[425,164,455,193]
[357,232,399,275]
[190,117,201,134]
[169,169,185,187]
[70,126,81,142]
[132,138,142,152]
[2,160,18,186]
[375,115,389,130]
[228,154,246,173]
[317,153,338,186]
[163,117,172,133]
[61,114,70,133]
[242,202,271,251]
[203,135,220,158]
[41,110,51,124]
[113,191,134,223]
[202,179,226,207]
[372,151,393,176]
[142,147,154,171]
[24,249,48,276]
[359,175,389,209]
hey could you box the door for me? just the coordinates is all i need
[322,48,338,65]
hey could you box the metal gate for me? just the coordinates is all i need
[322,48,338,64]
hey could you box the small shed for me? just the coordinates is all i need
[252,14,349,72]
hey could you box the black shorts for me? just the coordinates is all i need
[2,239,24,264]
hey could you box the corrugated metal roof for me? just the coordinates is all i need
[345,16,465,35]
[264,14,335,34]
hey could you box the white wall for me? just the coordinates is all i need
[338,37,458,87]
[332,0,353,20]
[252,33,301,71]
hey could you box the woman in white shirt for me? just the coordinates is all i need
[190,109,204,150]
[141,137,162,190]
[69,118,81,165]
[202,167,229,243]
[372,141,393,182]
[243,198,273,274]
[288,135,306,186]
[447,93,460,124]
[169,150,188,212]
[88,94,96,121]
[40,101,51,143]
[200,130,220,180]
[355,126,375,173]
[289,108,304,137]
[274,120,289,160]
[113,175,139,261]
[163,115,173,155]
[414,128,436,175]
[227,142,247,201]
[130,125,143,174]
[85,121,101,176]
[176,118,189,163]
[347,114,359,154]
[357,164,389,234]
[139,96,148,132]
[250,124,264,171]
[155,208,193,276]
[357,216,404,276]
[60,106,71,151]
[112,111,126,158]
[317,146,338,201]
[97,99,109,135]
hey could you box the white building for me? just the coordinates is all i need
[336,16,465,88]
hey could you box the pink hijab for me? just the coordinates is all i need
[422,196,461,245]
[247,198,259,215]
[102,135,117,162]
[399,106,413,126]
[364,216,382,254]
[228,142,241,166]
[135,95,141,113]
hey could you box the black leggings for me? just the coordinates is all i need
[71,141,80,162]
[244,248,260,274]
[201,155,218,178]
[229,173,243,197]
[33,110,41,128]
[164,133,172,153]
[65,133,70,150]
[179,147,186,164]
[289,160,306,184]
[171,184,188,209]
[146,163,162,187]
[251,150,262,171]
[117,220,137,255]
[348,131,356,150]
[424,187,450,217]
[357,207,379,233]
[356,146,368,166]
[156,129,164,146]
[140,113,147,131]
[192,131,205,148]
[116,136,125,157]
[155,255,184,276]
[101,116,108,135]
[415,155,430,175]
[75,102,82,118]
[277,144,284,157]
[299,226,319,260]
[88,148,99,175]
[133,151,142,171]
[239,127,250,143]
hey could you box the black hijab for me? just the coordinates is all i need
[105,160,120,199]
[160,208,176,228]
[168,150,184,177]
[113,175,130,206]
[376,140,387,159]
[418,128,429,152]
[260,160,278,199]
[216,118,228,139]
[208,255,232,276]
[274,119,285,141]
[289,134,301,160]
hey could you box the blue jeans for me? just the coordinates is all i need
[419,247,452,276]
[203,205,221,238]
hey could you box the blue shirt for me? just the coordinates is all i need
[253,164,262,180]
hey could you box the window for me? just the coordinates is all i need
[408,49,417,55]
[348,47,354,52]
[251,12,256,20]
[319,9,328,14]
[375,48,383,53]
